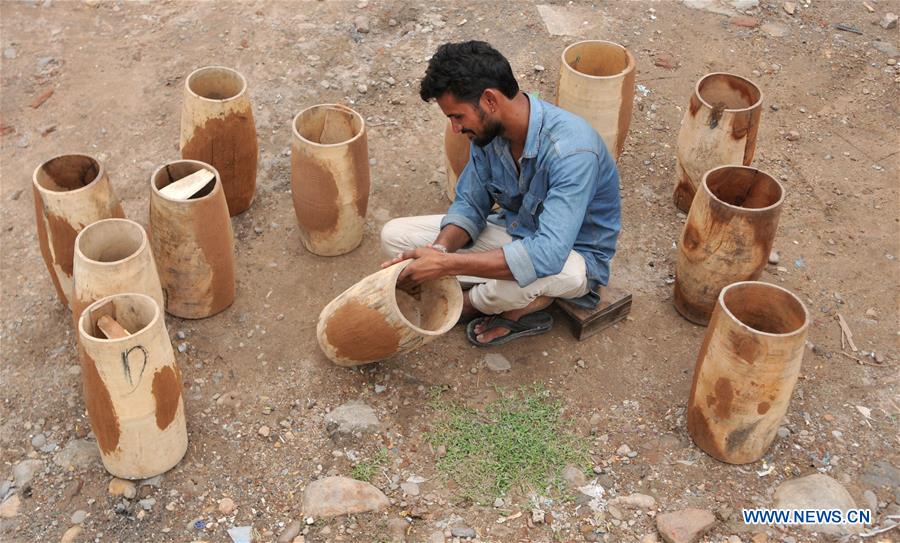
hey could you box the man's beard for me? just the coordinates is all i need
[469,104,503,147]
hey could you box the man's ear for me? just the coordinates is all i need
[481,89,500,113]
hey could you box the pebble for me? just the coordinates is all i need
[357,84,368,94]
[616,444,632,455]
[13,459,43,487]
[218,497,235,515]
[484,353,511,372]
[761,22,790,38]
[768,250,780,265]
[277,520,303,543]
[400,482,420,496]
[783,1,796,15]
[387,517,409,541]
[258,425,271,437]
[656,508,716,543]
[880,12,898,30]
[615,493,657,509]
[576,359,586,368]
[429,531,446,543]
[770,104,780,111]
[53,439,100,469]
[531,508,545,524]
[785,130,801,141]
[60,526,82,543]
[71,510,87,524]
[777,427,790,439]
[533,64,545,72]
[139,497,156,510]
[30,433,47,449]
[3,47,16,60]
[562,465,587,488]
[325,401,382,434]
[0,494,20,519]
[493,497,504,508]
[302,476,389,517]
[177,343,187,353]
[450,526,476,539]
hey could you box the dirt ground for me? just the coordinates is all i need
[1,0,899,542]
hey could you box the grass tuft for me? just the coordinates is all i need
[426,384,588,503]
[350,447,388,483]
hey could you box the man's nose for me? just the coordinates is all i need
[451,121,462,134]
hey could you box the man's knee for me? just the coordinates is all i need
[380,218,410,256]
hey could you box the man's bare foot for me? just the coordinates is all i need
[473,296,553,344]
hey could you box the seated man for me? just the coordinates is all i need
[381,40,621,347]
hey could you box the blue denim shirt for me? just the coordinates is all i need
[440,93,621,307]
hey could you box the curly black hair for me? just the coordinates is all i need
[419,41,519,104]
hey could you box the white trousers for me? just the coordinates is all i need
[380,215,589,315]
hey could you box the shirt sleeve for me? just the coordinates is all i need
[503,151,598,286]
[439,145,493,247]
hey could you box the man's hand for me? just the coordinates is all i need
[381,246,453,292]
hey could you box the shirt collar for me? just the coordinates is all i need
[521,92,543,159]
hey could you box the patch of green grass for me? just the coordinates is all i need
[351,447,389,483]
[426,384,589,503]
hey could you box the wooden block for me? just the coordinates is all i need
[159,168,215,200]
[555,286,632,341]
[88,301,131,339]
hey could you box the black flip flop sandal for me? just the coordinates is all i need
[465,311,554,348]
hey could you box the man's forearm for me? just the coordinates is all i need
[433,224,472,253]
[445,249,515,281]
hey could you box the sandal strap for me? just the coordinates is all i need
[479,316,530,334]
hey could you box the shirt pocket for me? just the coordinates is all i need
[520,192,543,230]
[487,180,522,211]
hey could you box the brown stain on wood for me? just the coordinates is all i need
[350,135,371,219]
[46,212,78,276]
[292,152,340,233]
[673,164,696,213]
[687,406,724,460]
[190,192,235,316]
[713,377,734,420]
[80,351,120,454]
[151,365,182,430]
[32,186,67,302]
[615,58,636,159]
[688,94,702,117]
[325,301,401,362]
[182,112,258,216]
[731,330,761,364]
[757,401,770,414]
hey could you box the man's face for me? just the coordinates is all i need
[436,92,503,148]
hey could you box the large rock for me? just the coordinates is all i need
[53,440,100,469]
[12,459,43,488]
[774,473,861,534]
[302,476,389,517]
[656,508,715,543]
[325,401,382,435]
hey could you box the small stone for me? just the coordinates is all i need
[783,1,796,15]
[888,58,897,66]
[60,526,83,543]
[450,526,476,538]
[656,508,715,543]
[653,52,677,69]
[768,250,780,265]
[880,12,898,30]
[533,64,545,72]
[576,359,586,368]
[31,433,47,449]
[218,497,235,515]
[493,497,504,508]
[774,474,860,534]
[777,426,790,439]
[400,482,420,496]
[13,459,43,487]
[107,477,137,500]
[3,47,16,60]
[53,439,100,469]
[177,343,187,353]
[641,534,660,543]
[0,494,20,519]
[785,130,801,141]
[302,476,389,517]
[761,22,790,38]
[324,401,382,434]
[616,444,632,455]
[139,497,156,510]
[139,475,163,488]
[562,465,587,488]
[258,425,271,437]
[531,508,545,524]
[387,517,409,541]
[730,15,759,28]
[484,353,511,372]
[429,531,446,543]
[357,84,368,94]
[770,104,780,111]
[277,520,303,543]
[354,15,370,33]
[616,493,657,509]
[71,510,87,524]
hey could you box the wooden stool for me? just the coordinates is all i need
[555,286,632,341]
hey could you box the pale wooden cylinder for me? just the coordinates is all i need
[674,73,762,212]
[77,293,188,479]
[32,154,125,309]
[317,261,463,366]
[687,281,808,464]
[557,40,636,161]
[443,120,471,202]
[72,218,165,328]
[674,166,784,325]
[181,66,258,216]
[149,160,235,319]
[291,104,370,256]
